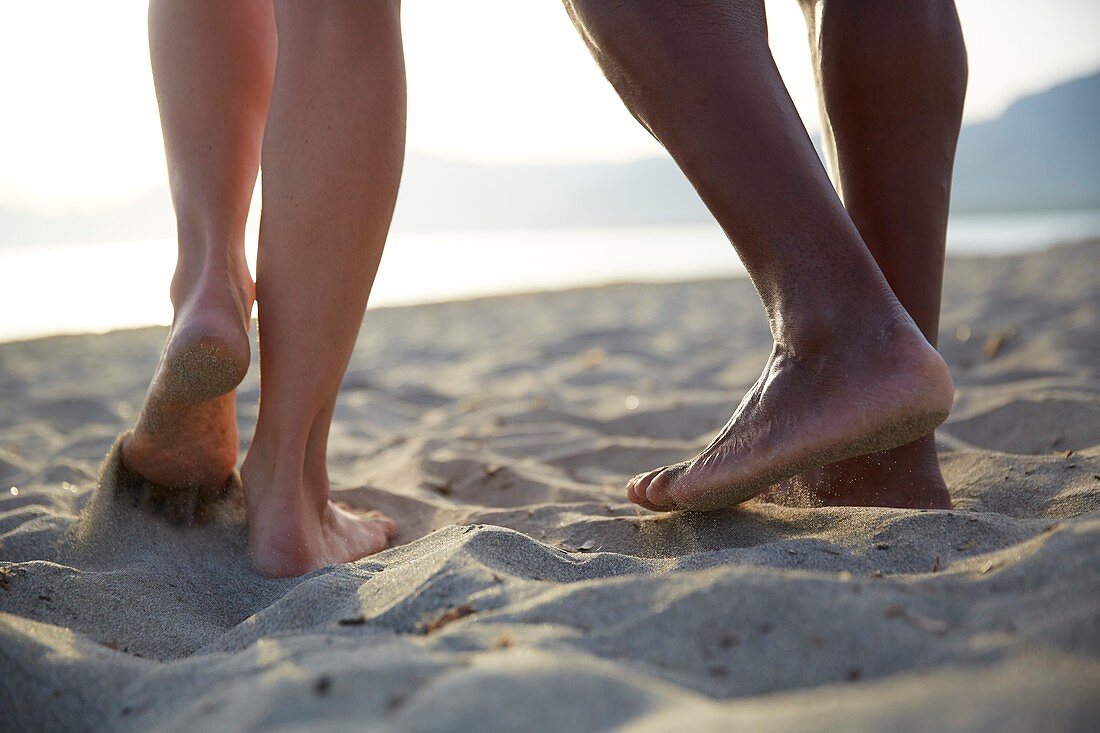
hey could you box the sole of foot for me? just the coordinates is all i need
[627,321,954,512]
[159,271,253,403]
[161,332,251,404]
[117,267,253,521]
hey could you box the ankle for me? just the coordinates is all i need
[770,299,914,362]
[242,435,329,514]
[170,240,253,312]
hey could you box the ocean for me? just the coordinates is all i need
[2,210,1099,343]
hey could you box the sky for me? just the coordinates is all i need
[1,0,1099,214]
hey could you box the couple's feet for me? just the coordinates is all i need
[119,261,395,578]
[626,314,954,512]
[120,265,952,577]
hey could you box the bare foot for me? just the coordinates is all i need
[120,258,253,495]
[626,315,954,512]
[242,462,396,578]
[758,434,952,509]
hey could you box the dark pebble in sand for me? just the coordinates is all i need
[338,616,366,626]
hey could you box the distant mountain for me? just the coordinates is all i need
[2,70,1097,245]
[0,189,174,246]
[390,154,707,231]
[951,71,1100,212]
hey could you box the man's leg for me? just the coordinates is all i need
[562,0,954,511]
[122,0,274,492]
[241,1,404,577]
[766,0,967,509]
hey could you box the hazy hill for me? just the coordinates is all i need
[391,155,707,231]
[0,190,175,248]
[951,71,1100,211]
[2,70,1097,244]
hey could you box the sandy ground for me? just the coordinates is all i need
[1,241,1099,732]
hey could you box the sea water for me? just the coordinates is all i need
[1,210,1098,343]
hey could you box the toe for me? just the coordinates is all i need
[365,510,397,540]
[627,468,674,512]
[626,469,657,503]
[625,478,642,505]
[644,467,679,510]
[331,502,397,551]
[633,493,670,512]
[627,468,660,498]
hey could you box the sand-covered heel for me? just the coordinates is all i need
[96,432,241,526]
[161,341,248,404]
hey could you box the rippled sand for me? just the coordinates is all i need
[1,241,1098,732]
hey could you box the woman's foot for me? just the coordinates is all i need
[626,313,954,512]
[120,255,253,493]
[758,434,952,509]
[241,446,396,578]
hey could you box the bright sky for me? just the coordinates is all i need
[2,0,1098,213]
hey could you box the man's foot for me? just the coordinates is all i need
[242,460,396,578]
[626,315,954,512]
[120,258,253,497]
[757,434,952,509]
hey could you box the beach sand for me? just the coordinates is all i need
[1,241,1098,732]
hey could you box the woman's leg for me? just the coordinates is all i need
[241,0,404,577]
[561,0,954,511]
[766,0,967,509]
[122,0,275,491]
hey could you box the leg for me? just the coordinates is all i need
[241,0,404,577]
[122,0,274,496]
[764,0,967,509]
[562,0,954,511]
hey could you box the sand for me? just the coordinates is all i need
[2,240,1099,732]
